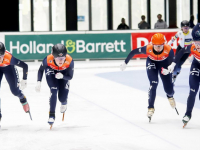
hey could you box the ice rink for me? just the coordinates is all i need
[1,59,200,150]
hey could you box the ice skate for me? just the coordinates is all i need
[60,104,67,113]
[22,102,30,113]
[48,117,55,129]
[60,104,67,121]
[172,75,177,83]
[48,112,55,129]
[182,115,191,128]
[20,96,30,113]
[168,97,176,109]
[147,108,155,122]
[22,102,32,120]
[172,72,180,83]
[60,103,67,121]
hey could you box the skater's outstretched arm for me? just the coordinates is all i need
[120,46,147,71]
[125,46,147,64]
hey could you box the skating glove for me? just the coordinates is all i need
[55,72,63,79]
[20,79,27,90]
[161,67,170,75]
[35,81,41,92]
[120,62,127,71]
[168,62,176,73]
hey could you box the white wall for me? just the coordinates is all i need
[131,0,147,29]
[77,0,89,30]
[52,0,66,31]
[92,0,107,30]
[34,0,50,31]
[177,0,190,28]
[19,0,31,31]
[193,0,198,25]
[151,0,165,29]
[113,0,129,30]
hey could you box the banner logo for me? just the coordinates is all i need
[5,33,131,60]
[65,40,76,54]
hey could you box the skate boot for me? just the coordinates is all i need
[172,75,177,83]
[48,112,55,129]
[48,117,55,125]
[20,96,30,113]
[172,72,180,83]
[182,115,191,128]
[147,108,155,122]
[60,104,67,113]
[168,97,176,109]
[60,103,67,121]
[48,117,55,129]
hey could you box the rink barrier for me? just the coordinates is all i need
[0,29,180,61]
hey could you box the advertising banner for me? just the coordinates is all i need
[5,33,131,60]
[131,31,178,58]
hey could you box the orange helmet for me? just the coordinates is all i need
[151,33,166,45]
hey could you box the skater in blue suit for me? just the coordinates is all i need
[0,42,30,122]
[35,43,74,128]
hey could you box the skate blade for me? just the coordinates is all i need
[148,117,151,123]
[28,111,32,120]
[62,113,65,121]
[175,108,179,115]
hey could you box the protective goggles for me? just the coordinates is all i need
[54,56,66,61]
[194,41,200,46]
[153,44,164,48]
[182,27,189,30]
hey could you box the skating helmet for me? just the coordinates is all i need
[181,20,189,27]
[0,42,5,56]
[52,43,67,58]
[192,23,200,41]
[151,33,166,45]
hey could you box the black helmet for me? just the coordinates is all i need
[181,20,189,27]
[52,43,67,58]
[0,42,5,56]
[192,23,200,41]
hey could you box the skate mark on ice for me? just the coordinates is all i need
[71,91,181,149]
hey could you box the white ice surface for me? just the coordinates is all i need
[0,59,200,150]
